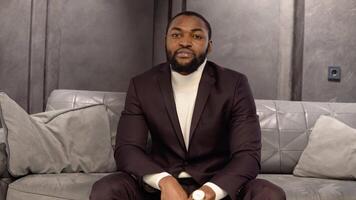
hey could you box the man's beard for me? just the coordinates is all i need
[166,48,208,74]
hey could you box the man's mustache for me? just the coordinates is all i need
[174,48,195,56]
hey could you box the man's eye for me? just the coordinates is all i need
[193,34,203,39]
[171,33,180,38]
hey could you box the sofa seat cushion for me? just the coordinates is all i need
[6,173,110,200]
[258,174,356,200]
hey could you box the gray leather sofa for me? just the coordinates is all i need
[1,89,356,200]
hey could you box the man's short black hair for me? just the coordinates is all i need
[166,11,212,40]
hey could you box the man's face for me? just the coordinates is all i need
[166,15,211,74]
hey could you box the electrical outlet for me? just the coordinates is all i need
[328,66,341,82]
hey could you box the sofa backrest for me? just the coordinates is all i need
[46,90,356,174]
[257,100,356,174]
[46,89,126,148]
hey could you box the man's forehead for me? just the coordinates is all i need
[168,15,208,32]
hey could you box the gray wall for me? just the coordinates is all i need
[174,0,356,102]
[302,0,356,102]
[2,0,356,114]
[0,0,154,113]
[153,0,169,65]
[45,0,154,101]
[0,0,32,110]
[185,0,295,100]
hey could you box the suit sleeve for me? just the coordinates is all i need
[210,74,261,199]
[114,78,165,178]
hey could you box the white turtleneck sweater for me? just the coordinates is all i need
[143,59,227,200]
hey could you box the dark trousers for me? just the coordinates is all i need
[89,172,286,200]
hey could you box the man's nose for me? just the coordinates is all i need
[179,35,192,47]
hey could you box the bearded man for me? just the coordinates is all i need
[90,11,286,200]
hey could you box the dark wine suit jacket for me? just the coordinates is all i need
[114,61,261,199]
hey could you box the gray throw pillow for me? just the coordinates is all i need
[293,115,356,179]
[0,93,116,177]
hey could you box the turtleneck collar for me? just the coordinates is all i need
[171,58,207,89]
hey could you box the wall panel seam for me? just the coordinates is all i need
[182,0,187,11]
[152,0,157,68]
[43,0,49,110]
[168,0,173,20]
[27,0,34,112]
[291,0,305,101]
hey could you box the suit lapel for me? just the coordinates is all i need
[157,64,187,152]
[189,63,216,145]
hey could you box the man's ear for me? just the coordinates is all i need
[207,40,212,53]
